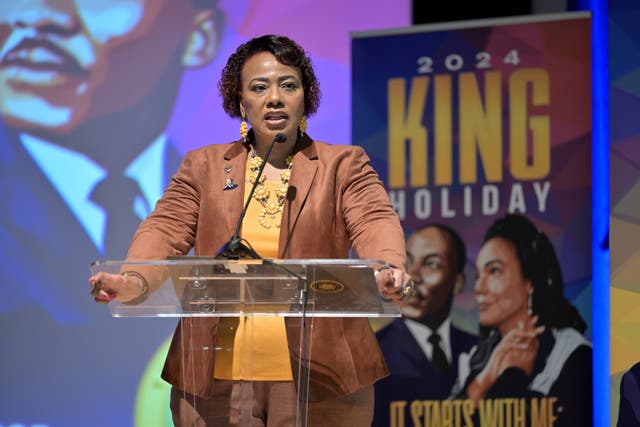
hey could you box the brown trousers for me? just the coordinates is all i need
[170,380,374,427]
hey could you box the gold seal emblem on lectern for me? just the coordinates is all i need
[309,280,344,293]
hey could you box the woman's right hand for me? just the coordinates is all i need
[89,271,147,304]
[467,315,544,405]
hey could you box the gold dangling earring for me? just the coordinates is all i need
[240,114,249,143]
[299,116,307,135]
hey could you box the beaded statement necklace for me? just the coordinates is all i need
[247,149,294,229]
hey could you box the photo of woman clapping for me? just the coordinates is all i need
[451,214,592,426]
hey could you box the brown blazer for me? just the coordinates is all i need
[126,134,406,401]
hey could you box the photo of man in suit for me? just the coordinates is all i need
[0,1,222,426]
[373,223,477,426]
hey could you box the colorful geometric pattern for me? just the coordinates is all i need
[610,1,640,423]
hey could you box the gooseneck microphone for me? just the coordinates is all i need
[215,132,287,259]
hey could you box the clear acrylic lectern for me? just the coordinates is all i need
[90,257,401,426]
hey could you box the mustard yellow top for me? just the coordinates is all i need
[213,170,293,381]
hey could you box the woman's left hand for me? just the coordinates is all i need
[375,265,413,303]
[467,315,544,405]
[498,315,544,376]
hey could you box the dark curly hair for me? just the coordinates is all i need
[218,34,321,118]
[483,213,587,333]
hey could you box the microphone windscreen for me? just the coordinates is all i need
[275,133,287,143]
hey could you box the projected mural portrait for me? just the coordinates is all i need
[0,1,224,426]
[0,1,410,426]
[0,0,222,314]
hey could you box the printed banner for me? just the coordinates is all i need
[352,12,593,427]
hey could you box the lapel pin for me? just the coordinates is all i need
[223,178,238,190]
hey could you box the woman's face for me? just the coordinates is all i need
[239,51,305,147]
[474,236,532,334]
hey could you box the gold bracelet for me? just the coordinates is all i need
[375,263,397,273]
[121,271,149,300]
